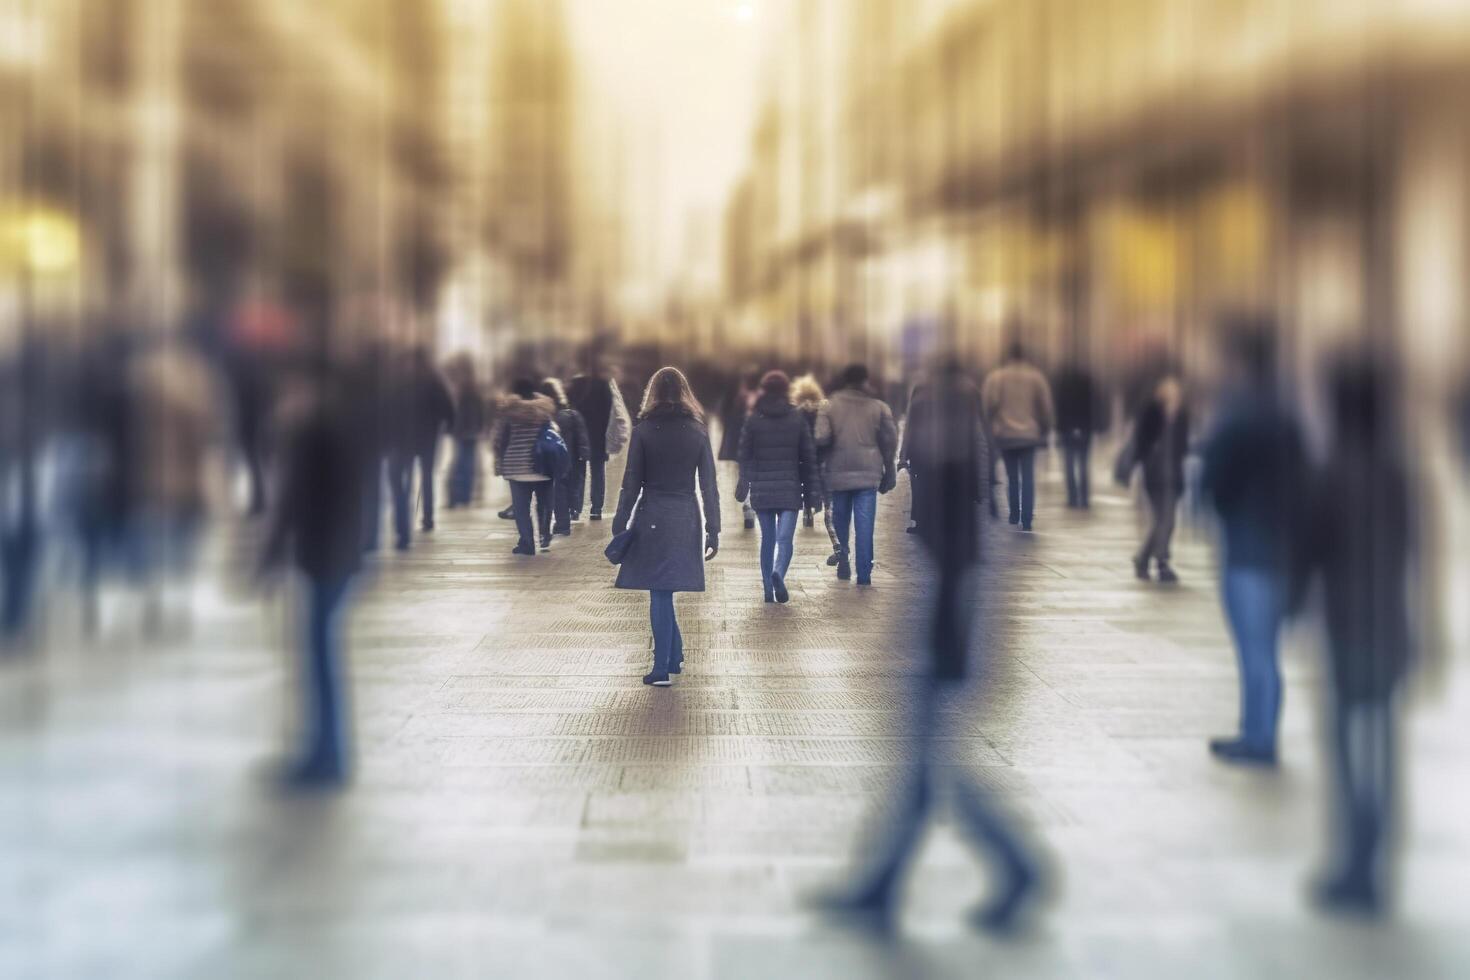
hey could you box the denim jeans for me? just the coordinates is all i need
[301,575,352,776]
[1223,566,1284,750]
[1329,697,1395,885]
[509,479,551,549]
[551,473,575,532]
[447,437,478,507]
[830,488,877,579]
[1001,447,1037,526]
[588,457,607,515]
[649,589,684,674]
[757,509,798,594]
[1061,432,1090,508]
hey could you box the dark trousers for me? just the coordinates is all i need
[1328,696,1396,887]
[0,523,39,639]
[908,467,925,528]
[567,459,588,519]
[447,437,478,507]
[1061,432,1091,508]
[510,479,551,549]
[552,470,578,533]
[1137,483,1178,565]
[588,457,607,515]
[1001,447,1037,526]
[299,575,352,777]
[649,589,684,674]
[852,680,1033,903]
[363,457,384,551]
[389,441,439,544]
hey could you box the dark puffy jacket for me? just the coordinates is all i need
[737,394,817,512]
[1201,390,1308,571]
[567,374,621,459]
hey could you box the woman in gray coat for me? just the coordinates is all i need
[611,367,721,686]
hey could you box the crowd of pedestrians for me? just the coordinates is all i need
[0,316,1445,925]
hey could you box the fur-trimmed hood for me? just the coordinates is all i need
[498,393,555,425]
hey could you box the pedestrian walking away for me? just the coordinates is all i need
[567,362,631,522]
[792,373,842,565]
[445,354,486,509]
[1201,319,1309,766]
[1053,359,1106,509]
[816,364,898,586]
[258,368,369,789]
[1118,373,1189,583]
[609,367,720,686]
[982,340,1055,532]
[387,346,455,548]
[540,377,591,535]
[737,370,818,603]
[493,379,557,555]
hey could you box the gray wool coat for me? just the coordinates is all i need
[611,406,721,592]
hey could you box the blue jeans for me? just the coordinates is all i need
[1001,447,1036,525]
[830,488,877,580]
[509,479,551,549]
[650,589,684,674]
[301,576,352,776]
[1223,567,1284,750]
[757,509,798,595]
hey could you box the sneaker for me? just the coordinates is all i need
[807,886,896,933]
[511,544,536,556]
[589,511,602,521]
[771,572,789,603]
[642,671,671,687]
[826,553,840,567]
[1208,736,1278,767]
[498,506,515,520]
[1133,557,1150,581]
[539,534,552,551]
[1157,562,1180,584]
[836,560,851,581]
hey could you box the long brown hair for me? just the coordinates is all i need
[639,366,704,422]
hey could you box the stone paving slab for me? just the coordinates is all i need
[2,452,1468,978]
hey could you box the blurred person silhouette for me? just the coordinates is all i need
[1117,373,1190,583]
[0,337,45,644]
[815,357,1043,932]
[793,373,842,566]
[718,367,762,530]
[816,364,898,586]
[1201,318,1309,766]
[539,377,590,536]
[567,357,631,522]
[1297,352,1419,916]
[982,340,1055,532]
[609,367,720,686]
[125,341,217,635]
[897,376,928,535]
[387,346,454,548]
[736,370,818,603]
[258,363,369,789]
[350,341,392,552]
[492,379,557,555]
[445,354,486,509]
[1053,359,1105,509]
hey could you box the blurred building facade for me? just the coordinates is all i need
[723,0,1470,396]
[0,0,618,373]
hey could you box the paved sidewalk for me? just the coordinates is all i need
[2,450,1468,978]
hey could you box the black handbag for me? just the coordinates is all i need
[604,528,636,565]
